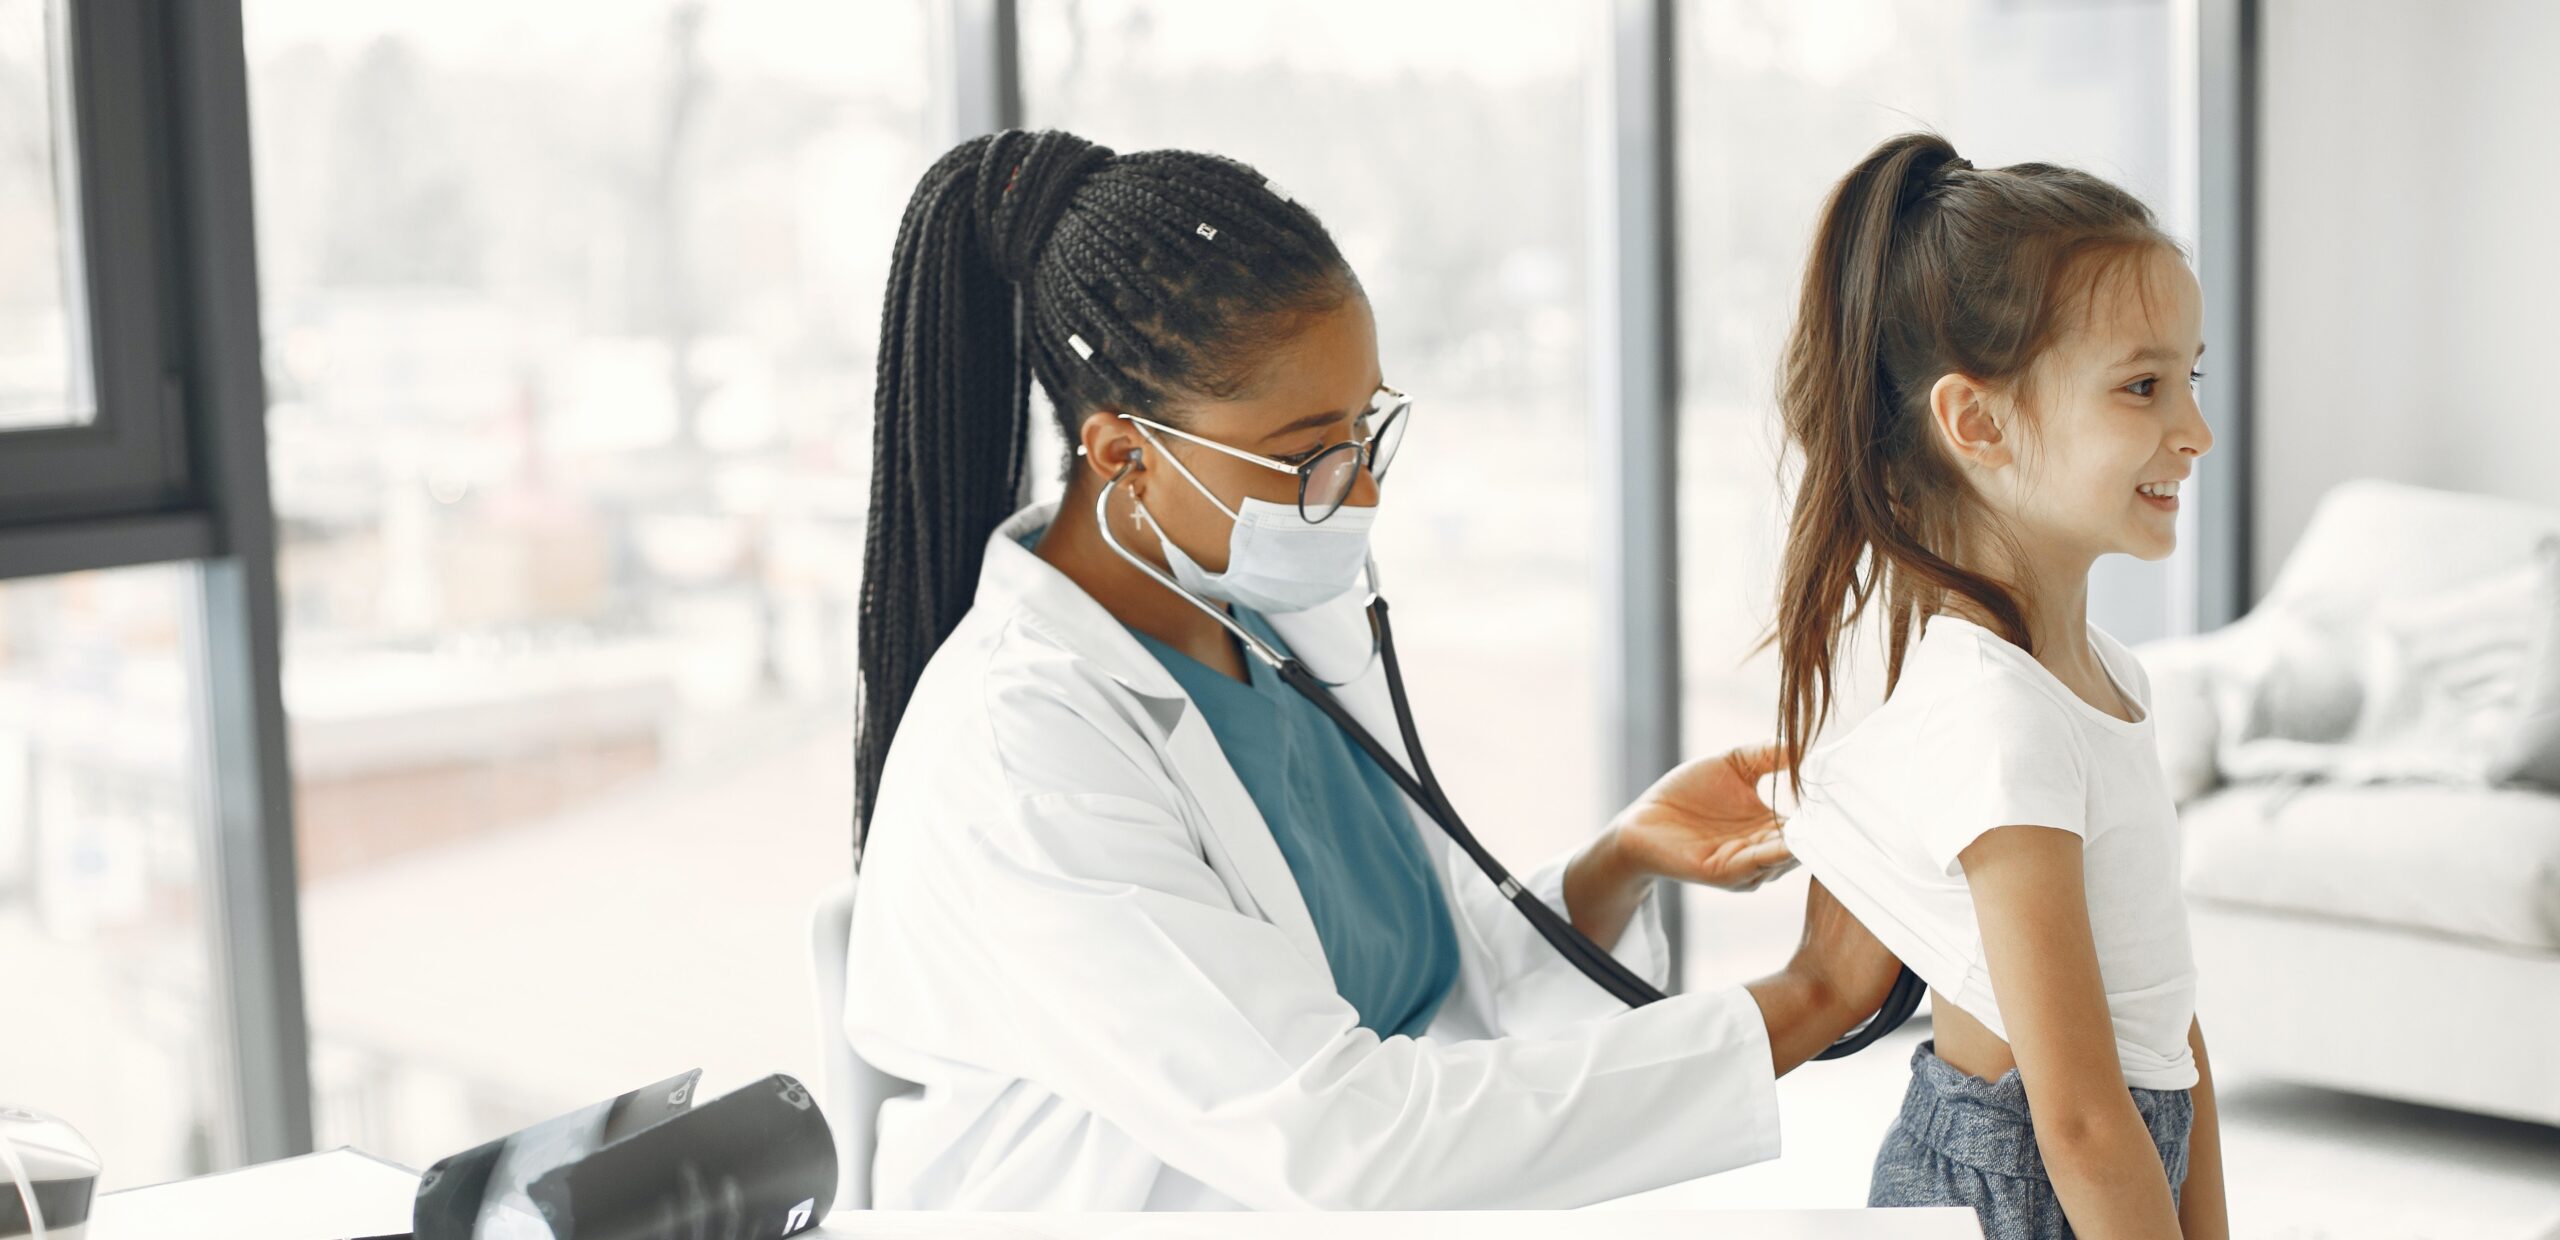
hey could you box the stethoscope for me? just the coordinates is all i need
[1093,465,1924,1060]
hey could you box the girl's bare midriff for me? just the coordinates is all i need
[1929,987,2021,1080]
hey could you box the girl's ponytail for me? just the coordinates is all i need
[856,130,1112,848]
[1775,131,2162,790]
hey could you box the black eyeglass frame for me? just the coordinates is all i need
[1116,386,1411,523]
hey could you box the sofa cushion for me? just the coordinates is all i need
[2264,480,2560,627]
[2492,537,2560,788]
[2181,782,2560,951]
[2212,552,2560,787]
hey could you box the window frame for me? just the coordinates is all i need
[0,0,195,531]
[0,0,312,1166]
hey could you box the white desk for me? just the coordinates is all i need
[820,1212,1983,1238]
[92,1147,1982,1239]
[91,1147,421,1238]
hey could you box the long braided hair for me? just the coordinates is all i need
[857,128,1356,854]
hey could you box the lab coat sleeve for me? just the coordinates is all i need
[922,787,1780,1211]
[1436,844,1674,1039]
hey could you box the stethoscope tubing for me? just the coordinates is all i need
[1090,471,1922,1056]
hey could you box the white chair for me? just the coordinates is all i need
[807,876,918,1210]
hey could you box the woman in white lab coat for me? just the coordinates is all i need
[844,129,1900,1211]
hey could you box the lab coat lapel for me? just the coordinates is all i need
[980,503,1330,981]
[1156,707,1332,981]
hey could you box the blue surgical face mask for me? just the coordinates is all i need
[1132,429,1377,614]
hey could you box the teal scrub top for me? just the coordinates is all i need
[1126,606,1461,1039]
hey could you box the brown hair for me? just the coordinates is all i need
[1773,131,2174,790]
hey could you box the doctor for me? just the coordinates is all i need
[845,129,1900,1211]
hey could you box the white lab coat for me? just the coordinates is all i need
[843,501,1783,1210]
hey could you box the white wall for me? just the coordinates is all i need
[2256,0,2560,594]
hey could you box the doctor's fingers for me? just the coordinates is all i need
[1745,855,1803,891]
[1731,829,1793,866]
[1726,741,1795,784]
[1685,831,1794,890]
[1700,827,1789,869]
[1737,835,1794,874]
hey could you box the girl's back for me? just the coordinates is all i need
[1785,613,2196,1090]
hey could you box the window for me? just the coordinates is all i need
[242,0,929,1169]
[1673,0,2179,990]
[0,563,227,1189]
[0,0,91,432]
[1022,0,1609,868]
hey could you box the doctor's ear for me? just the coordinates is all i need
[1075,411,1147,481]
[1927,372,2012,470]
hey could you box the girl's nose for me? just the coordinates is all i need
[2173,401,2215,458]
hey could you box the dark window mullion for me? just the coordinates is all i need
[0,0,190,528]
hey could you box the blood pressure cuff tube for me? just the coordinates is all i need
[414,1072,836,1240]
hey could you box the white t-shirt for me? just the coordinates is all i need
[1783,615,2200,1090]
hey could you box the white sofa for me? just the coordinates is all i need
[2139,481,2560,1128]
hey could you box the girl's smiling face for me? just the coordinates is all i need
[1937,244,2213,568]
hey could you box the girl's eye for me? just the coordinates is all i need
[1280,446,1325,467]
[2128,377,2157,398]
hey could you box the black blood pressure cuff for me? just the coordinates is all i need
[413,1071,836,1240]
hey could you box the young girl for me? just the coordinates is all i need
[1774,133,2230,1239]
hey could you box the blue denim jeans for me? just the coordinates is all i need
[1869,1040,2193,1239]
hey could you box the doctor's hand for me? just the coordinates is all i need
[1563,743,1797,951]
[1609,742,1798,893]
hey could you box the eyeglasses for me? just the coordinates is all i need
[1121,386,1411,523]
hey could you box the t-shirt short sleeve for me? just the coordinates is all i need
[1904,668,2090,876]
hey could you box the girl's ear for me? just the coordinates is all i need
[1927,372,2012,471]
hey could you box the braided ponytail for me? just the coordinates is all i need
[856,130,1357,853]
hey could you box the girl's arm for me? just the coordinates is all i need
[2180,1018,2230,1238]
[1960,825,2181,1238]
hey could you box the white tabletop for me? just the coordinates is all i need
[93,1147,1981,1239]
[818,1211,1982,1238]
[92,1147,422,1239]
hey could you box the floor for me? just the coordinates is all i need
[1608,1016,2560,1238]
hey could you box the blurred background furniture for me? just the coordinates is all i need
[810,878,919,1211]
[2141,480,2560,1128]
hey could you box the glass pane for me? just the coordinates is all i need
[1674,0,2177,991]
[0,563,227,1190]
[1023,0,1606,869]
[0,0,96,430]
[242,1,930,1170]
